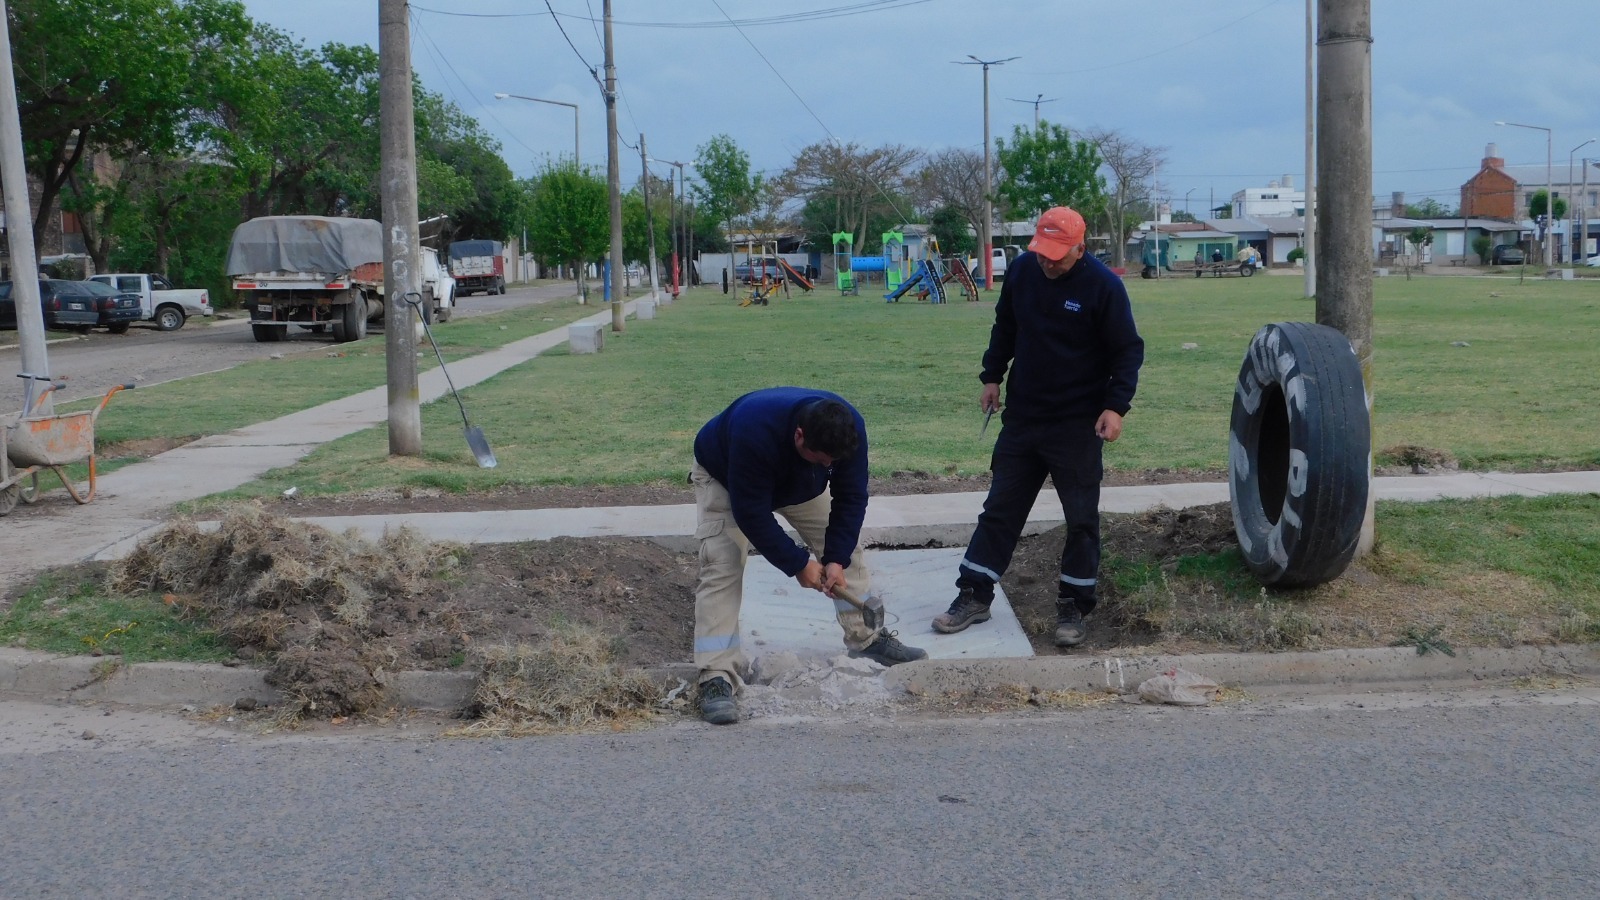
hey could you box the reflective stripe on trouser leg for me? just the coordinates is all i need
[1050,452,1103,615]
[691,463,750,687]
[775,490,878,650]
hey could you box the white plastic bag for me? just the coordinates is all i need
[1137,668,1220,706]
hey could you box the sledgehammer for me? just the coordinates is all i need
[830,584,881,632]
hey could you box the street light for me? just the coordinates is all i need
[1006,92,1057,131]
[495,92,580,165]
[648,155,688,296]
[1183,188,1196,218]
[1568,138,1595,264]
[1496,120,1553,266]
[957,55,1018,289]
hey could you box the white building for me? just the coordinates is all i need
[1231,176,1306,219]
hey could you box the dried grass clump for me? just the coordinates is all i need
[112,505,453,617]
[449,629,664,737]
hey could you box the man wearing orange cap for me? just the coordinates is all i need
[933,206,1144,647]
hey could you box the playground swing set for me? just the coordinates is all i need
[729,239,814,308]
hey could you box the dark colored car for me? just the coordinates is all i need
[1491,244,1525,265]
[0,279,135,333]
[81,280,143,334]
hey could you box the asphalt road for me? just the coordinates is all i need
[0,280,581,410]
[2,686,1595,898]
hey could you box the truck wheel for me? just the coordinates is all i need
[1229,322,1370,588]
[155,305,186,331]
[108,322,131,335]
[251,323,285,343]
[336,296,366,342]
[1140,265,1154,279]
[435,304,452,323]
[496,278,506,295]
[1241,264,1255,277]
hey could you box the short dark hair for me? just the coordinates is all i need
[797,399,859,460]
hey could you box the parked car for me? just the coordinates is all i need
[81,280,144,333]
[1585,253,1600,267]
[87,272,212,331]
[0,279,129,333]
[1491,244,1525,265]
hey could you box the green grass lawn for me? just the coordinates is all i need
[187,272,1599,501]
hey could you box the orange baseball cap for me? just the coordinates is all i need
[1028,207,1087,260]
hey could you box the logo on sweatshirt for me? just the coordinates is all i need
[1063,299,1082,312]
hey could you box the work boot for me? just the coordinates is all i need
[1054,603,1087,648]
[698,676,737,725]
[932,586,992,634]
[850,631,928,666]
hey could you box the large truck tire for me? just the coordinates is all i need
[334,296,366,343]
[1228,322,1370,588]
[251,323,285,343]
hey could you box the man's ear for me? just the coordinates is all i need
[793,426,806,450]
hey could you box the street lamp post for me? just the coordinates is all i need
[1184,188,1195,218]
[1006,92,1057,131]
[1496,120,1553,266]
[495,92,580,166]
[649,156,688,296]
[957,55,1018,290]
[1568,138,1595,264]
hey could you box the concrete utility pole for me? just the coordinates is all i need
[958,55,1017,290]
[1303,0,1316,298]
[603,0,624,332]
[379,0,421,455]
[638,133,660,301]
[0,0,52,414]
[1316,0,1374,555]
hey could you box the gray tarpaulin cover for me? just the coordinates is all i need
[226,216,383,275]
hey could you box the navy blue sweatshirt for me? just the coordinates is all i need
[982,251,1144,423]
[693,387,869,577]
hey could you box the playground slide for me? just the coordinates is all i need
[776,258,814,292]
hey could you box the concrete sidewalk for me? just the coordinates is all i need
[0,296,658,594]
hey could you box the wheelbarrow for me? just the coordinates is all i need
[1,383,134,514]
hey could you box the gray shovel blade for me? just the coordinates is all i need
[465,425,497,468]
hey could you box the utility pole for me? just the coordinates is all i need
[379,0,421,455]
[1303,0,1316,298]
[0,0,52,414]
[1316,0,1374,554]
[639,133,660,301]
[958,55,1018,290]
[603,0,624,331]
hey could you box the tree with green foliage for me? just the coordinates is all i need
[11,0,249,254]
[1404,226,1433,276]
[995,122,1105,228]
[1471,235,1492,265]
[526,162,608,301]
[929,205,975,257]
[778,141,921,255]
[1527,189,1567,257]
[622,173,671,271]
[1405,197,1457,218]
[691,135,761,265]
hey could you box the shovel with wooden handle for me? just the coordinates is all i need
[405,291,497,468]
[830,584,880,632]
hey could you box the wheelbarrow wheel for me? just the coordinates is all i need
[0,482,17,516]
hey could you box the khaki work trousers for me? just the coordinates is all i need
[691,462,881,687]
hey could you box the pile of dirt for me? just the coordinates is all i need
[111,505,697,721]
[449,633,664,736]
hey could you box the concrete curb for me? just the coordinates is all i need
[884,645,1600,697]
[6,645,1597,713]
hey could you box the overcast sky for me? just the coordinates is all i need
[239,0,1600,217]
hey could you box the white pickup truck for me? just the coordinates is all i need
[87,272,212,331]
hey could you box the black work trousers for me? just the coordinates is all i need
[957,417,1104,614]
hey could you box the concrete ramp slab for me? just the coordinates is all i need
[740,548,1034,662]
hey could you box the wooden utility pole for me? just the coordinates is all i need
[0,0,52,414]
[1316,0,1374,554]
[379,0,421,454]
[603,0,625,331]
